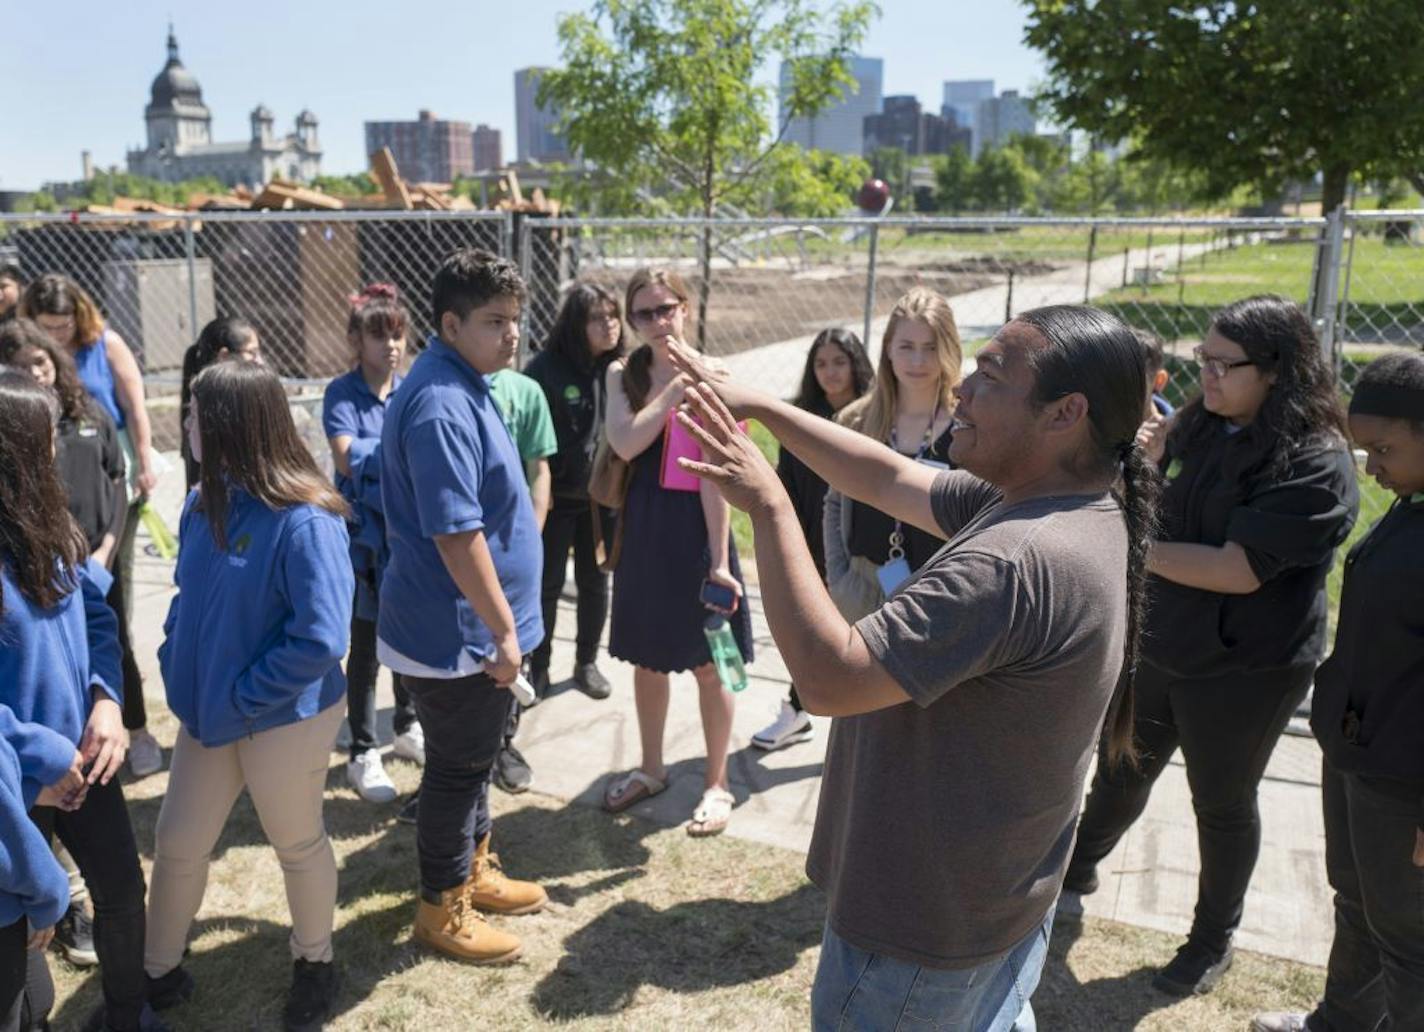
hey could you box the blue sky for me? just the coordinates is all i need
[1,0,1046,191]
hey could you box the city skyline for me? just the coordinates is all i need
[1,0,1046,190]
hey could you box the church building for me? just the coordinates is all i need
[126,28,321,187]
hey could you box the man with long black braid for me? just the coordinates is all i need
[667,305,1160,1031]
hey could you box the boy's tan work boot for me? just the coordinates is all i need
[413,885,521,964]
[466,833,548,915]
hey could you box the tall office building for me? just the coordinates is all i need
[472,124,502,172]
[780,55,883,156]
[941,79,994,152]
[514,67,570,164]
[862,95,968,157]
[364,110,473,183]
[975,89,1037,155]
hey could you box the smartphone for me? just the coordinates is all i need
[509,673,537,707]
[699,578,739,614]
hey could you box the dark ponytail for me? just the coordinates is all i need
[1104,443,1161,767]
[1014,305,1164,768]
[181,316,257,486]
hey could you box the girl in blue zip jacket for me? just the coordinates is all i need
[146,360,353,1032]
[0,730,70,1032]
[0,370,157,1032]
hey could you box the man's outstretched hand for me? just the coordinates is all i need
[665,339,764,419]
[676,384,788,517]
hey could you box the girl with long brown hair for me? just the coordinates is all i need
[0,370,155,1032]
[599,268,753,837]
[22,274,169,780]
[145,361,353,1030]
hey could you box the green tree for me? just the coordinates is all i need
[971,145,1037,213]
[1023,0,1424,214]
[933,146,974,213]
[540,0,876,340]
[745,147,868,218]
[312,173,377,198]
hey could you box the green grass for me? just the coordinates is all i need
[50,699,1324,1030]
[1097,235,1424,346]
[797,225,1220,266]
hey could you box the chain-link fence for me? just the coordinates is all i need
[518,214,1343,401]
[519,213,1418,744]
[0,209,511,451]
[4,206,1415,571]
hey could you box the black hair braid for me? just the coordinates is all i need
[1104,442,1163,769]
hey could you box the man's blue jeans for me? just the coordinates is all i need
[811,909,1052,1031]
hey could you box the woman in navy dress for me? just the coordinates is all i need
[601,268,752,837]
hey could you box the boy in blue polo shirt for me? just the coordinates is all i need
[378,248,546,964]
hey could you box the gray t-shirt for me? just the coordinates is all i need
[805,469,1128,969]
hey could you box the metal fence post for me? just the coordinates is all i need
[1309,206,1347,364]
[1083,224,1098,302]
[518,216,534,364]
[863,221,880,350]
[183,214,199,341]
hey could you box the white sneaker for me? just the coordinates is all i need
[751,700,813,751]
[1250,1014,1313,1032]
[346,751,397,803]
[391,724,425,766]
[127,729,164,777]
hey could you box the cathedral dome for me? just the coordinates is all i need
[148,28,205,111]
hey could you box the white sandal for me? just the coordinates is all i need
[603,769,667,813]
[687,787,734,837]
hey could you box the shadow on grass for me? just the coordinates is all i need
[1034,917,1179,1029]
[531,882,823,1020]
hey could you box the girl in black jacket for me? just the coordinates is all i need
[523,283,627,701]
[1254,351,1424,1032]
[1065,296,1360,997]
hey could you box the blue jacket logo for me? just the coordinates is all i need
[229,533,252,567]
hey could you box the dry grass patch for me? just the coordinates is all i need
[48,703,1322,1030]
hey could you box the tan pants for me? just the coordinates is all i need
[144,702,343,976]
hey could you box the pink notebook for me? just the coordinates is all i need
[660,410,747,492]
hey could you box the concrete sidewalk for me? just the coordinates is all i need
[128,466,1332,969]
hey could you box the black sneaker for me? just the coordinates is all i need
[572,663,612,700]
[1152,940,1234,996]
[146,965,196,1010]
[55,902,98,967]
[1061,865,1099,896]
[395,793,419,825]
[493,744,532,794]
[283,959,339,1031]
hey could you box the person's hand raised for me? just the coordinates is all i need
[1135,411,1170,466]
[675,384,789,517]
[665,339,762,420]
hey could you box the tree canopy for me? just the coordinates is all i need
[539,0,877,218]
[1023,0,1424,212]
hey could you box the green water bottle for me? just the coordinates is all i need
[703,614,748,692]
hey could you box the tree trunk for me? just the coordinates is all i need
[697,180,714,351]
[1320,162,1350,217]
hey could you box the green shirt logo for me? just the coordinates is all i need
[563,384,582,403]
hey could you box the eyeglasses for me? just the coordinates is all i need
[1192,345,1256,379]
[629,302,680,325]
